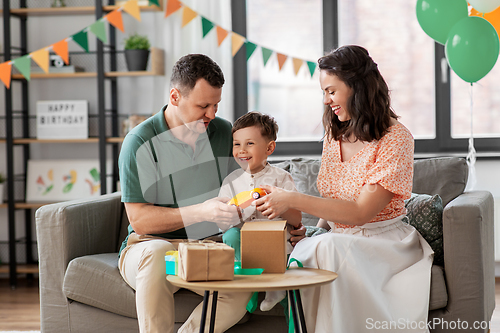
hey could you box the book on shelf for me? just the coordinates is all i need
[31,65,84,74]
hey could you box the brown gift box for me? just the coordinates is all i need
[178,241,235,282]
[241,220,287,274]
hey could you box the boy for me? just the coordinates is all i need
[218,111,302,311]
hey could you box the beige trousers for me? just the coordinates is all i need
[118,234,252,333]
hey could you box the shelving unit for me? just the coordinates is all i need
[1,0,164,287]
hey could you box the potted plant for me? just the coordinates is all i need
[124,33,151,71]
[0,172,5,203]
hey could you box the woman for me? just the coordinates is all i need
[255,45,433,332]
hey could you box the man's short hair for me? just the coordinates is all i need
[170,54,225,95]
[232,111,278,141]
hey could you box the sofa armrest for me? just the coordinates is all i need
[440,190,495,325]
[36,191,124,332]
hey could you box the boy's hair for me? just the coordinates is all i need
[232,112,278,141]
[170,54,225,95]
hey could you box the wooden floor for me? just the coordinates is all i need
[1,278,500,331]
[0,278,40,331]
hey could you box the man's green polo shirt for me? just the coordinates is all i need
[118,106,233,255]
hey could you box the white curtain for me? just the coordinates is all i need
[117,0,233,121]
[159,0,234,121]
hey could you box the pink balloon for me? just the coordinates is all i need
[469,0,500,13]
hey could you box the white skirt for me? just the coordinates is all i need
[290,215,433,333]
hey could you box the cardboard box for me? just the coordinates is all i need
[178,241,234,282]
[241,220,287,273]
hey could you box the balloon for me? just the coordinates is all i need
[416,0,468,44]
[470,6,500,45]
[468,0,500,14]
[445,16,500,83]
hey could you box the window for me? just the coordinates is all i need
[338,0,435,140]
[232,1,500,155]
[246,0,324,142]
[451,61,500,139]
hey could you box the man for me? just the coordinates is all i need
[118,54,251,333]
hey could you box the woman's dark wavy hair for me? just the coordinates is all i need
[318,45,398,142]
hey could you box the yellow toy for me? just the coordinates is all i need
[227,188,267,209]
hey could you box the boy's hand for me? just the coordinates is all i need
[290,223,306,246]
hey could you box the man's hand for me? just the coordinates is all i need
[200,197,242,229]
[290,223,306,246]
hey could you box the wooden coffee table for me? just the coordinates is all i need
[167,267,338,333]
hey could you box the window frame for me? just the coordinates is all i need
[232,1,500,157]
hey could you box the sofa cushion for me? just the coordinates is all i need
[287,158,322,226]
[412,157,467,206]
[63,253,230,322]
[429,265,448,310]
[405,193,444,266]
[63,253,137,318]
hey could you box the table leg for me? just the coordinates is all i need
[288,290,301,333]
[294,289,307,333]
[199,290,210,333]
[209,291,218,333]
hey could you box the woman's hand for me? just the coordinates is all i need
[290,223,306,246]
[253,185,292,220]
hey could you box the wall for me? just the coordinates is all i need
[473,160,500,261]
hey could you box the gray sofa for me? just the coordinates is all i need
[36,157,495,332]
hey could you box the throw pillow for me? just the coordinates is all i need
[289,158,322,226]
[405,193,444,266]
[305,225,328,237]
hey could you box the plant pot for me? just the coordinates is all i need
[0,183,4,203]
[124,49,150,71]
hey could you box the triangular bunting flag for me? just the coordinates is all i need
[277,53,287,70]
[292,58,303,75]
[123,0,141,21]
[261,47,273,66]
[13,55,31,81]
[52,39,69,64]
[201,17,215,38]
[231,33,246,56]
[149,0,160,7]
[181,6,198,27]
[31,48,50,74]
[90,20,107,44]
[72,30,89,53]
[106,10,124,33]
[165,0,182,17]
[307,61,316,78]
[216,26,229,46]
[0,62,12,89]
[245,41,257,61]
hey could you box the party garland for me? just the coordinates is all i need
[0,0,319,89]
[0,0,160,88]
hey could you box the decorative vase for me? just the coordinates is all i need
[124,49,150,71]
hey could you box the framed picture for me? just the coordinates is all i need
[26,159,106,202]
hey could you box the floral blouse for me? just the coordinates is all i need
[317,123,414,227]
